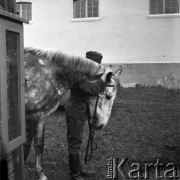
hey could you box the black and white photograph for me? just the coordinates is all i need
[0,0,180,180]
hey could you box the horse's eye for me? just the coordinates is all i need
[106,94,112,100]
[100,88,106,96]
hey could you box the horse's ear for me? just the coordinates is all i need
[106,72,113,83]
[115,69,122,77]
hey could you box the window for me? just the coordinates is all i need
[16,2,32,21]
[0,0,15,13]
[0,0,5,10]
[150,0,179,14]
[73,0,99,18]
[6,30,21,141]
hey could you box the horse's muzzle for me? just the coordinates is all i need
[92,124,104,130]
[92,115,104,130]
[96,124,104,130]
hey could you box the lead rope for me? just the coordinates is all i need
[84,96,99,164]
[84,85,114,164]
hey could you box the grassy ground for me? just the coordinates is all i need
[25,86,180,180]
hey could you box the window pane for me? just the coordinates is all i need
[165,0,179,13]
[93,11,98,17]
[158,5,163,13]
[172,0,179,7]
[93,0,98,6]
[16,3,32,20]
[157,0,163,13]
[74,0,86,18]
[22,10,27,19]
[74,1,80,11]
[88,0,93,6]
[151,0,157,8]
[75,12,80,18]
[81,0,86,11]
[27,4,31,11]
[22,4,27,10]
[81,11,86,18]
[81,0,86,7]
[165,7,171,13]
[87,0,99,17]
[0,0,5,9]
[150,0,163,14]
[16,4,20,11]
[74,3,80,12]
[88,12,93,17]
[93,6,98,12]
[6,31,21,142]
[16,4,20,15]
[165,0,171,7]
[74,0,99,18]
[27,10,32,20]
[151,8,155,14]
[88,6,92,12]
[172,7,178,13]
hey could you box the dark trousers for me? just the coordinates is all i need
[65,97,88,154]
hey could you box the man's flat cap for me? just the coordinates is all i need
[86,51,103,64]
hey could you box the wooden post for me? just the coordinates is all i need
[0,5,28,180]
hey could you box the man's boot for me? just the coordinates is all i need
[69,154,84,180]
[79,162,95,177]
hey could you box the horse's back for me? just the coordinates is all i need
[24,49,60,119]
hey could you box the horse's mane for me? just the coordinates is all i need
[24,47,101,77]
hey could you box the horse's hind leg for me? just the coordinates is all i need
[34,118,47,180]
[24,118,37,161]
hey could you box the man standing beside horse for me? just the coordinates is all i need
[24,47,122,180]
[65,51,109,180]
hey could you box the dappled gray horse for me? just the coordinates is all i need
[24,47,122,180]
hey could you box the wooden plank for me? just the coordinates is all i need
[0,18,26,155]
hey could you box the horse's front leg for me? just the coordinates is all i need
[34,118,47,180]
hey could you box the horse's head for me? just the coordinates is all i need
[88,68,122,130]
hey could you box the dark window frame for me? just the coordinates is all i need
[0,0,5,10]
[0,0,16,14]
[73,0,99,19]
[16,2,32,21]
[150,0,180,14]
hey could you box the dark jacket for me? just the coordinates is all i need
[70,78,107,101]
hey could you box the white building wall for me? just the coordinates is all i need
[23,0,180,63]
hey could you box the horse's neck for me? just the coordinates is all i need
[51,50,102,87]
[54,65,90,90]
[53,64,98,90]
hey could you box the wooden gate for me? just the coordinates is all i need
[0,1,28,179]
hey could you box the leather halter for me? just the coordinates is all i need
[84,84,114,164]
